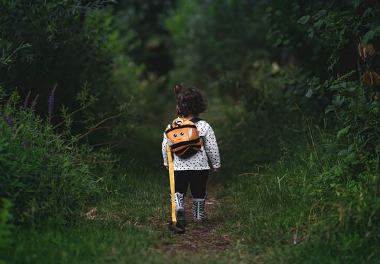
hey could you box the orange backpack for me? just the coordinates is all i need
[165,118,202,159]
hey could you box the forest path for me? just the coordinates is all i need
[157,183,232,255]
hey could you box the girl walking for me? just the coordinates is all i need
[161,84,221,226]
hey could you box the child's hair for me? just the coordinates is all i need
[174,83,207,117]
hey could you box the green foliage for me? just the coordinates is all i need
[0,199,13,264]
[260,172,380,263]
[0,86,129,227]
[304,75,380,198]
[0,90,93,225]
[298,1,380,74]
[266,1,331,76]
[205,61,304,177]
[166,0,270,90]
[0,0,113,109]
[266,0,380,187]
[110,0,177,77]
[0,0,141,151]
[220,126,380,262]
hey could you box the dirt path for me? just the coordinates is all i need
[158,185,231,255]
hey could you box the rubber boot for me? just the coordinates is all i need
[193,197,206,223]
[174,192,187,227]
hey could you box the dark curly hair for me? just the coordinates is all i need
[174,83,207,117]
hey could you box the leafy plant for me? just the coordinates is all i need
[0,84,130,227]
[0,199,13,264]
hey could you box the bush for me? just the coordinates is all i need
[0,87,117,226]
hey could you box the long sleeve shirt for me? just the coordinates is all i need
[162,119,221,171]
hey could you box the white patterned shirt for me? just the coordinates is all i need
[162,119,221,171]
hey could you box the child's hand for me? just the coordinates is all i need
[213,168,220,174]
[166,166,169,170]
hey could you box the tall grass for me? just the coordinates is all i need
[220,124,380,263]
[1,164,169,264]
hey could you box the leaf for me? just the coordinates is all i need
[347,143,355,153]
[375,25,380,34]
[333,95,344,107]
[305,89,313,98]
[337,149,348,157]
[298,15,310,25]
[314,19,324,30]
[362,30,375,46]
[325,105,336,114]
[337,125,351,138]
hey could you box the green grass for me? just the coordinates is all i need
[7,222,156,264]
[2,112,380,264]
[220,157,317,253]
[1,166,167,264]
[2,152,379,264]
[218,140,380,264]
[0,165,253,264]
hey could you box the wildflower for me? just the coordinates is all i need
[48,86,56,123]
[23,140,29,148]
[8,119,14,130]
[48,89,55,116]
[2,113,7,121]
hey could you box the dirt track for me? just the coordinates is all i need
[158,189,231,255]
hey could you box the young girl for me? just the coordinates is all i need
[161,84,221,225]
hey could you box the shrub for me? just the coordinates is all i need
[0,87,115,226]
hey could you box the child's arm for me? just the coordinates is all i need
[203,125,221,172]
[162,133,169,169]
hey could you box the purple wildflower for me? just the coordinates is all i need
[8,119,14,130]
[2,113,7,121]
[48,89,55,115]
[48,86,56,123]
[23,140,29,148]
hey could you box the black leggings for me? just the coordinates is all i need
[174,170,209,199]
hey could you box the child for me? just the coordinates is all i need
[161,84,221,225]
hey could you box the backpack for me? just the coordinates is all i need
[165,117,202,159]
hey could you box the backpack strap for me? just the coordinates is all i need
[190,118,204,146]
[190,117,202,123]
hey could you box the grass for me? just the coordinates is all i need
[8,222,156,264]
[218,139,380,264]
[220,157,317,253]
[0,164,250,264]
[2,146,380,264]
[1,165,167,264]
